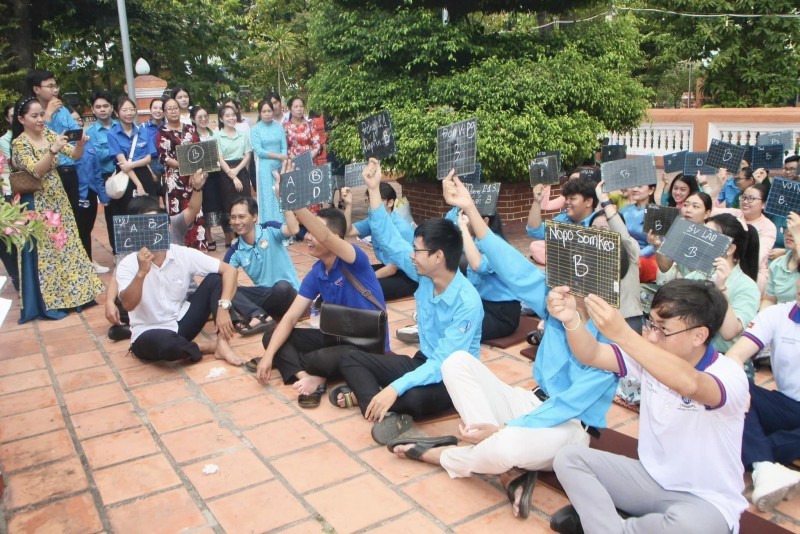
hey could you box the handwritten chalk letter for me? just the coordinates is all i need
[437,118,477,180]
[113,214,171,255]
[643,204,680,236]
[765,178,800,219]
[544,221,622,308]
[529,156,561,186]
[706,140,747,173]
[176,141,220,176]
[683,152,716,177]
[658,217,733,276]
[344,162,368,189]
[279,163,333,211]
[601,154,658,192]
[466,182,501,216]
[359,110,397,160]
[663,151,687,174]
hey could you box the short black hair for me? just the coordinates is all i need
[317,207,347,238]
[90,90,114,106]
[127,196,165,215]
[562,177,599,209]
[25,70,56,94]
[378,182,397,203]
[785,155,799,164]
[231,196,258,216]
[414,218,463,272]
[651,279,728,345]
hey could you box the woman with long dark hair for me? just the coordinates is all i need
[156,96,206,249]
[10,97,103,322]
[661,173,699,209]
[172,87,192,125]
[215,104,252,246]
[250,98,287,223]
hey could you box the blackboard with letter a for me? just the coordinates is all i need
[112,214,171,255]
[544,221,622,308]
[279,163,333,211]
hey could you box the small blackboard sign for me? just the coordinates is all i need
[683,152,716,176]
[292,150,314,172]
[359,110,397,160]
[176,141,220,176]
[758,130,794,151]
[437,118,477,180]
[535,150,562,172]
[466,182,501,216]
[460,163,482,186]
[344,162,367,189]
[751,145,784,170]
[742,145,755,167]
[331,174,344,192]
[544,221,622,308]
[706,139,747,173]
[601,145,627,162]
[764,178,800,219]
[601,154,658,192]
[643,204,680,236]
[663,151,687,174]
[658,217,733,276]
[112,214,171,255]
[529,156,561,186]
[279,163,333,211]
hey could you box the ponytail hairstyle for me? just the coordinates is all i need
[706,213,760,282]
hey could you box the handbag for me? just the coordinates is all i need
[9,169,43,195]
[319,267,387,354]
[105,132,138,199]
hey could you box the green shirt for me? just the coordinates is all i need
[766,252,800,304]
[214,128,252,161]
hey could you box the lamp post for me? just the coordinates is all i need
[116,0,136,101]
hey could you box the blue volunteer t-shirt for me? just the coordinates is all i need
[227,224,300,290]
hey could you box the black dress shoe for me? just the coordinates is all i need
[550,505,584,534]
[108,324,131,341]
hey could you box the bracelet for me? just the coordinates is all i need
[600,200,613,208]
[192,187,203,192]
[564,311,582,331]
[48,147,58,155]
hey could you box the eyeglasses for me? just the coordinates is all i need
[38,83,59,89]
[411,247,434,256]
[164,107,180,112]
[642,316,703,339]
[739,195,763,204]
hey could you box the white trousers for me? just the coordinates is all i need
[439,351,589,478]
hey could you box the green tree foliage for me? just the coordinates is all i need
[639,0,800,107]
[0,3,24,105]
[308,3,652,182]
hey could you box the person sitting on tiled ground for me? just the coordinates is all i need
[727,276,800,512]
[385,172,621,519]
[222,196,300,336]
[343,181,418,301]
[334,159,483,446]
[253,202,388,409]
[116,194,245,365]
[548,279,748,534]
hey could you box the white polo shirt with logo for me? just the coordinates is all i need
[742,302,800,402]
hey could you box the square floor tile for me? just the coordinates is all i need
[183,448,273,499]
[82,427,160,469]
[402,471,506,525]
[455,505,552,532]
[305,473,412,533]
[0,330,40,357]
[57,366,117,393]
[161,422,241,463]
[146,399,214,434]
[0,386,58,418]
[107,488,208,534]
[50,350,107,375]
[244,416,327,458]
[0,429,75,473]
[207,480,309,533]
[273,442,366,493]
[182,358,246,385]
[221,394,294,428]
[70,403,141,440]
[324,414,377,452]
[5,457,89,510]
[94,454,182,505]
[63,382,129,415]
[0,405,65,443]
[7,493,103,534]
[130,379,192,409]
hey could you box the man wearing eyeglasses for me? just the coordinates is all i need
[784,155,799,181]
[547,279,748,534]
[26,70,83,216]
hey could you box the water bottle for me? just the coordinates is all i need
[309,305,320,328]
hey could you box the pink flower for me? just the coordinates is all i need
[48,230,68,250]
[3,227,13,236]
[44,210,61,227]
[26,211,38,220]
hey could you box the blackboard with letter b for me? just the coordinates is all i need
[658,217,733,276]
[359,110,397,160]
[113,214,171,255]
[176,141,220,176]
[279,163,333,211]
[765,178,800,219]
[466,183,501,216]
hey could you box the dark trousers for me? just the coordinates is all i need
[130,274,223,362]
[231,282,296,323]
[263,327,354,384]
[76,191,98,260]
[56,165,80,218]
[743,380,800,468]
[373,264,418,301]
[339,350,454,419]
[482,299,521,341]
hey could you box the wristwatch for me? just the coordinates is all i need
[218,299,232,310]
[600,200,614,208]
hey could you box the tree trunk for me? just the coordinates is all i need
[10,0,34,90]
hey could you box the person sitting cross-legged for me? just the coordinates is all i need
[386,172,621,519]
[336,160,484,446]
[254,199,389,409]
[116,197,245,365]
[727,277,800,512]
[223,196,300,336]
[548,279,749,534]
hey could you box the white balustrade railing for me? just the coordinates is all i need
[712,123,799,155]
[607,124,693,156]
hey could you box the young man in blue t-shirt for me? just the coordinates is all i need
[224,197,299,335]
[254,205,388,409]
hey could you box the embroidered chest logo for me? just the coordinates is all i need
[334,276,344,287]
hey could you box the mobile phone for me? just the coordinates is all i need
[64,129,83,142]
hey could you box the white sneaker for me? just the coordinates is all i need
[751,461,800,511]
[92,262,110,274]
[396,324,419,344]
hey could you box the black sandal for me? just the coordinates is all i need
[504,470,538,519]
[236,316,274,337]
[386,435,458,460]
[328,384,357,409]
[298,384,327,409]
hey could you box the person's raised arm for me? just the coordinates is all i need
[341,187,360,236]
[294,207,356,264]
[183,169,207,226]
[457,210,482,271]
[282,209,300,238]
[584,293,725,407]
[526,184,546,233]
[442,171,490,239]
[546,287,620,373]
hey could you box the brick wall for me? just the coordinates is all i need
[402,181,563,232]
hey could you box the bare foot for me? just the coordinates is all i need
[197,342,216,354]
[336,390,357,408]
[293,375,326,395]
[214,338,246,365]
[499,468,527,518]
[248,316,261,328]
[391,443,450,465]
